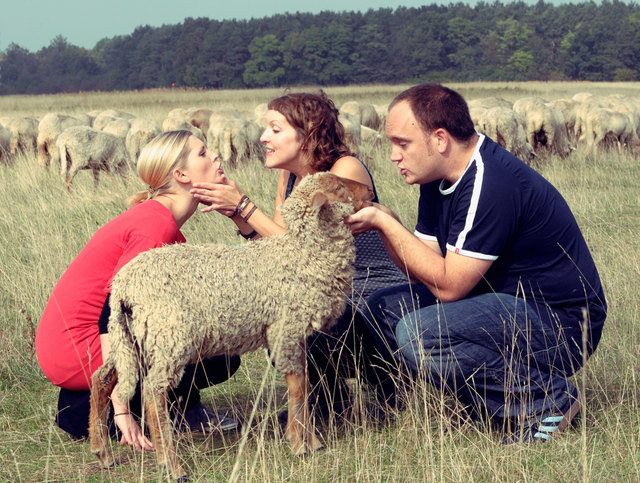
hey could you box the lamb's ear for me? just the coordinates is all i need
[310,191,329,211]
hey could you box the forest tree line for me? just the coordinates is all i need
[1,0,639,95]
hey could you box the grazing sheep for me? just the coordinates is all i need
[8,116,39,157]
[254,102,268,129]
[92,109,136,131]
[573,98,611,144]
[513,100,571,158]
[360,125,384,149]
[548,98,579,143]
[340,100,382,131]
[56,126,134,192]
[0,125,10,165]
[207,109,262,167]
[166,107,214,139]
[162,116,206,143]
[338,112,362,154]
[37,113,87,169]
[101,118,131,142]
[125,118,161,163]
[185,107,214,136]
[585,107,639,155]
[89,172,374,480]
[474,106,535,162]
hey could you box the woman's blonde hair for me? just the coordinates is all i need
[125,130,193,206]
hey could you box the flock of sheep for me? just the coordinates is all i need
[0,91,638,192]
[469,91,640,161]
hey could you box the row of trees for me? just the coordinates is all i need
[1,1,639,95]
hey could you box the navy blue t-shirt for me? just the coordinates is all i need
[415,135,606,344]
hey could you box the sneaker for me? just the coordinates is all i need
[504,398,582,444]
[178,403,241,434]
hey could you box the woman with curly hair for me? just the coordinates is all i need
[190,91,406,423]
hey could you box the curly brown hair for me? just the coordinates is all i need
[268,91,352,172]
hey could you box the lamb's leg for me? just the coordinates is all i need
[89,366,118,468]
[284,372,324,455]
[143,384,186,481]
[92,169,100,191]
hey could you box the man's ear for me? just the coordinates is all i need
[173,168,190,185]
[434,128,449,153]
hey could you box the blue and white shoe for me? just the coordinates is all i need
[504,397,582,444]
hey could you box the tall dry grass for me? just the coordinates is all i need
[0,83,638,481]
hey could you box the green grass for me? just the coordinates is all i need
[0,83,639,481]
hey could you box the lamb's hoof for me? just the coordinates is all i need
[93,450,116,469]
[291,435,325,456]
[309,436,324,452]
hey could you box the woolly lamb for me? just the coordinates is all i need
[56,125,133,192]
[513,100,571,159]
[162,116,206,143]
[340,100,382,131]
[585,107,639,155]
[125,118,161,163]
[37,113,87,169]
[9,116,39,156]
[92,109,136,131]
[89,172,374,479]
[207,109,262,167]
[0,125,10,165]
[474,106,534,162]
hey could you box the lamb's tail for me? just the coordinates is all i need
[108,296,141,403]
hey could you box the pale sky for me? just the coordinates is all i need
[0,0,468,53]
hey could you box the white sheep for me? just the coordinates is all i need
[0,124,10,165]
[56,125,134,192]
[166,107,214,139]
[513,99,571,158]
[161,116,206,143]
[338,112,362,154]
[101,118,131,142]
[474,106,535,162]
[207,109,262,167]
[92,109,136,131]
[8,116,39,157]
[125,118,161,164]
[37,113,88,168]
[585,107,639,155]
[88,172,373,480]
[340,100,382,131]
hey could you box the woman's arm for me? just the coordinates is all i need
[100,333,154,451]
[191,172,289,239]
[328,155,374,190]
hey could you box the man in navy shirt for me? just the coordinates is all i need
[347,83,606,442]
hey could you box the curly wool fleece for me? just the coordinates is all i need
[105,172,359,403]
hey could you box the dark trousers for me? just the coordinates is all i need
[363,283,586,422]
[306,301,401,413]
[56,354,240,440]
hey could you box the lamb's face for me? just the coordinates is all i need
[315,172,374,211]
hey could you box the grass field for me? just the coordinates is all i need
[0,82,638,481]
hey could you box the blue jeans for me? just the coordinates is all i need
[364,284,582,422]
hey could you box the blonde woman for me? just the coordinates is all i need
[36,131,240,451]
